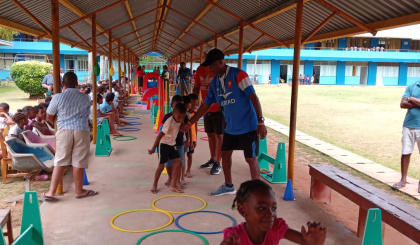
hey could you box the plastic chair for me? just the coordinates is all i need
[1,128,26,184]
[34,128,55,139]
[21,130,55,153]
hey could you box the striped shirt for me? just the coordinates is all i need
[47,88,91,131]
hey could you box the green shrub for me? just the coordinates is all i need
[9,60,51,97]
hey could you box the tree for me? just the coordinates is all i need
[9,61,51,99]
[0,27,20,41]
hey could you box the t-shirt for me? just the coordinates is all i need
[403,81,420,129]
[0,112,13,129]
[100,101,112,114]
[205,66,257,135]
[162,112,188,146]
[223,219,289,245]
[195,66,219,113]
[136,69,144,77]
[160,116,181,146]
[8,124,24,141]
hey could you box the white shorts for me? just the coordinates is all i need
[55,129,90,168]
[401,127,420,155]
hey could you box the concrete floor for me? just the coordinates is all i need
[40,107,360,245]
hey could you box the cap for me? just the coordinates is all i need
[200,48,225,67]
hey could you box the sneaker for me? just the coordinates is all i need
[211,183,236,196]
[200,159,215,169]
[210,162,221,175]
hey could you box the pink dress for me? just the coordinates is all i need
[223,218,289,245]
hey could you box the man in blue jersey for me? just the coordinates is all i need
[182,48,267,196]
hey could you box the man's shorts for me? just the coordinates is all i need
[401,127,420,155]
[204,111,226,135]
[221,130,259,159]
[159,143,181,164]
[54,129,90,168]
[138,77,143,87]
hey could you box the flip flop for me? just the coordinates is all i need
[75,190,98,199]
[41,192,57,202]
[391,183,405,190]
[112,133,123,136]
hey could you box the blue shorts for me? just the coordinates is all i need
[165,145,185,167]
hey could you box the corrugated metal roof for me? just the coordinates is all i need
[1,0,419,57]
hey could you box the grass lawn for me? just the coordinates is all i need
[0,83,38,112]
[255,84,420,180]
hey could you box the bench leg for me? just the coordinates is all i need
[357,207,367,237]
[6,211,13,244]
[310,177,332,204]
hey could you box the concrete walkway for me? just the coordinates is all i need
[40,107,360,245]
[265,118,420,200]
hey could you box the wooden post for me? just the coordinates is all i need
[92,13,97,145]
[51,0,63,195]
[200,42,203,64]
[238,20,244,69]
[287,0,304,185]
[190,49,193,70]
[108,30,112,87]
[118,40,121,88]
[123,45,127,97]
[183,52,186,62]
[214,34,218,48]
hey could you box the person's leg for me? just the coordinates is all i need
[395,154,411,187]
[151,164,165,194]
[395,127,415,189]
[103,115,118,134]
[214,134,223,163]
[245,157,260,180]
[221,150,233,185]
[165,164,173,186]
[73,167,87,196]
[45,166,67,197]
[207,132,216,160]
[170,158,184,193]
[186,152,193,178]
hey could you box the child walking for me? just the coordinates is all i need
[185,93,199,178]
[221,179,327,245]
[148,103,187,194]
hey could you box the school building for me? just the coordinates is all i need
[1,35,420,85]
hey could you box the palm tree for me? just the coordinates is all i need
[0,27,20,41]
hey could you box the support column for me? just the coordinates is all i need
[238,21,244,69]
[200,42,203,64]
[398,63,408,86]
[214,34,218,49]
[118,40,121,88]
[108,30,112,91]
[287,0,304,185]
[91,13,97,144]
[367,62,377,86]
[336,61,346,85]
[123,45,127,97]
[271,60,281,84]
[190,49,193,70]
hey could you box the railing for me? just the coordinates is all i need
[302,46,420,53]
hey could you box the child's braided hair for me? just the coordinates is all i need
[232,179,273,209]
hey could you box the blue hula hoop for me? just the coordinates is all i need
[129,122,142,125]
[119,127,140,132]
[124,116,141,120]
[175,210,237,234]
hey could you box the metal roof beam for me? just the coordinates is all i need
[11,0,52,36]
[315,0,377,36]
[68,25,92,49]
[124,0,143,54]
[153,0,170,50]
[122,30,156,49]
[301,12,336,44]
[159,29,196,50]
[243,34,264,53]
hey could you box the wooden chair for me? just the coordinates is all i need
[1,128,26,184]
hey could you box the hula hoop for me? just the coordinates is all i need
[124,116,141,120]
[119,128,140,132]
[198,128,205,132]
[200,136,208,141]
[260,168,270,174]
[175,211,237,234]
[152,195,207,214]
[110,209,173,233]
[136,230,208,245]
[113,136,137,141]
[129,122,142,125]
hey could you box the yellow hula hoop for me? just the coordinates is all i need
[110,209,173,233]
[152,195,207,214]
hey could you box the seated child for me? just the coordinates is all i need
[23,106,52,135]
[221,179,327,245]
[148,103,187,194]
[185,93,199,178]
[91,94,122,136]
[0,103,14,130]
[34,105,46,123]
[8,112,28,141]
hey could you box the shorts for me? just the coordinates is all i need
[138,77,143,87]
[158,143,180,164]
[401,127,420,155]
[165,145,184,167]
[204,111,226,135]
[54,129,90,168]
[221,130,259,159]
[187,142,196,154]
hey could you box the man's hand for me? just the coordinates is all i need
[48,85,53,91]
[148,149,155,155]
[220,234,240,245]
[180,123,191,133]
[257,124,267,139]
[301,222,327,245]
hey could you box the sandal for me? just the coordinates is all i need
[41,192,57,202]
[391,182,405,190]
[75,190,99,199]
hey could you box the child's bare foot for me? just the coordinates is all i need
[165,179,171,187]
[185,172,193,178]
[181,179,189,185]
[169,186,184,193]
[151,185,158,194]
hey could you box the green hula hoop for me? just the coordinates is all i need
[136,230,208,245]
[113,136,137,141]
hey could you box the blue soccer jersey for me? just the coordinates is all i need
[205,66,257,135]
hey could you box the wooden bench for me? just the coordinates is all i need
[309,164,420,243]
[0,209,13,244]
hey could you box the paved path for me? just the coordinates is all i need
[265,118,420,200]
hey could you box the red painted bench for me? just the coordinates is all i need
[309,164,420,243]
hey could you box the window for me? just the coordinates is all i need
[408,63,420,78]
[314,61,336,76]
[345,62,368,76]
[377,62,399,77]
[0,54,13,70]
[246,60,271,83]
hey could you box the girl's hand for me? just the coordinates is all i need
[220,234,240,245]
[301,222,327,245]
[148,149,155,155]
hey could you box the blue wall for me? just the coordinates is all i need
[60,54,65,70]
[367,62,377,85]
[370,38,379,48]
[336,61,346,85]
[383,77,398,86]
[320,76,336,85]
[305,43,315,49]
[398,63,408,86]
[401,39,411,51]
[242,59,247,73]
[271,60,280,84]
[304,60,314,77]
[345,76,360,85]
[338,38,347,49]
